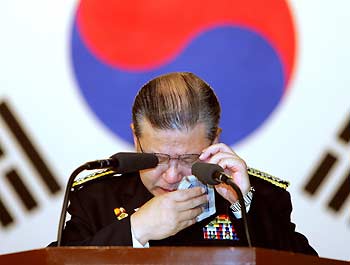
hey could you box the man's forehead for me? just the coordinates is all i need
[138,119,207,140]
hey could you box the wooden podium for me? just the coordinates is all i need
[0,247,348,265]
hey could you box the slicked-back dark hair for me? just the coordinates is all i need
[132,72,221,141]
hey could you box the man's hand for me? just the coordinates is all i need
[130,187,207,245]
[199,143,251,204]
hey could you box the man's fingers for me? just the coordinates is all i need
[210,155,247,172]
[171,187,206,201]
[178,206,203,223]
[199,143,236,160]
[206,151,240,165]
[175,193,208,211]
[174,218,197,233]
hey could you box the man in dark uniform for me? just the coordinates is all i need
[61,72,317,255]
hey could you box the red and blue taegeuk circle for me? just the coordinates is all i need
[71,0,296,145]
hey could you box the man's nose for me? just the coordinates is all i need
[162,160,182,184]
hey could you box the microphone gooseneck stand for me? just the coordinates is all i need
[192,162,252,247]
[56,152,158,246]
[56,164,88,246]
[225,178,252,247]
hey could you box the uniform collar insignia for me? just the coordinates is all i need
[114,207,128,220]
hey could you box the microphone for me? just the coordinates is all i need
[191,162,230,185]
[84,152,159,172]
[56,152,158,246]
[191,162,252,247]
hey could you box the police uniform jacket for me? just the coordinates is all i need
[60,169,317,256]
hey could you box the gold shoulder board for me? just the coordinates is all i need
[247,167,290,190]
[72,169,115,188]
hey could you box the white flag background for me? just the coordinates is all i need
[0,0,349,261]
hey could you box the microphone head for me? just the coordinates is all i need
[191,162,224,185]
[110,152,158,173]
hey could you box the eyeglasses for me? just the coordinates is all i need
[136,137,200,167]
[152,153,200,166]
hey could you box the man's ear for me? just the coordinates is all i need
[213,127,222,144]
[130,123,138,150]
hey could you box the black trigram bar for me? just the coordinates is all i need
[0,196,14,227]
[328,169,350,212]
[5,169,38,211]
[0,101,61,194]
[338,114,350,144]
[304,152,337,195]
